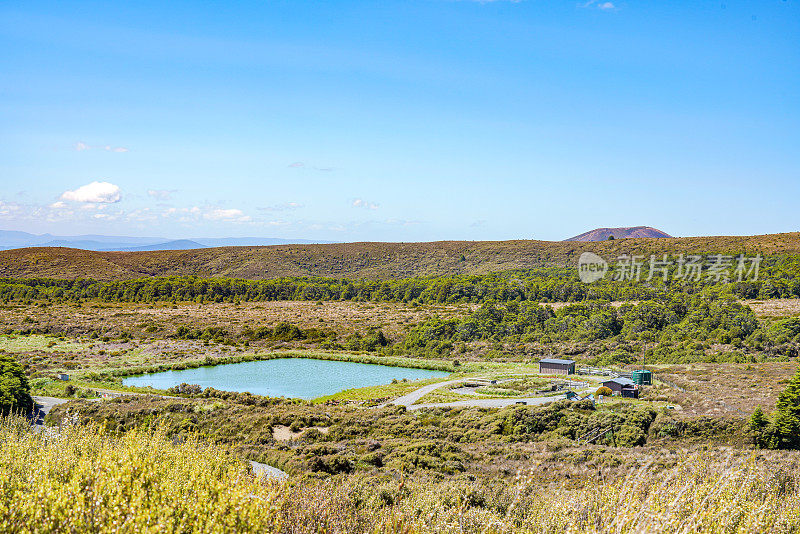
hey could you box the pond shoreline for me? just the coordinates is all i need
[94,350,459,381]
[122,356,451,399]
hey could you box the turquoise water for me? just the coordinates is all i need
[122,358,449,399]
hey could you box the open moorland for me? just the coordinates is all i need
[3,239,800,532]
[3,231,800,279]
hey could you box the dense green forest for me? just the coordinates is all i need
[1,253,799,305]
[395,291,800,362]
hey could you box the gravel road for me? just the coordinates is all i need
[32,396,70,426]
[249,460,288,479]
[406,392,573,411]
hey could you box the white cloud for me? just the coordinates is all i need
[0,201,22,218]
[61,181,122,203]
[49,201,68,209]
[288,162,305,168]
[74,142,129,153]
[352,198,379,210]
[203,208,252,222]
[258,202,304,212]
[581,0,615,9]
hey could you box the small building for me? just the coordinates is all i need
[539,358,576,375]
[631,369,652,385]
[602,377,639,398]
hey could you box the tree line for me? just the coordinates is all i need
[1,255,799,305]
[396,289,799,362]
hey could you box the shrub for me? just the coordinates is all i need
[615,424,646,447]
[167,383,203,396]
[0,354,32,415]
[596,386,613,397]
[755,368,800,449]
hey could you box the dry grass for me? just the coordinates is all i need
[0,300,472,378]
[2,415,799,533]
[0,300,471,341]
[743,299,800,319]
[2,231,799,280]
[644,362,800,416]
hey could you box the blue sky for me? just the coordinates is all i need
[1,0,798,241]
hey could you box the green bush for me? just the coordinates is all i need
[756,368,800,449]
[596,386,613,397]
[0,354,33,415]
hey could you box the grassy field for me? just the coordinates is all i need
[4,414,798,533]
[0,300,471,348]
[5,314,796,415]
[642,361,800,416]
[313,377,447,404]
[0,334,92,353]
[3,239,799,532]
[3,231,800,280]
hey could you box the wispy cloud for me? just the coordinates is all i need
[75,142,129,153]
[0,200,22,218]
[352,198,379,210]
[156,205,252,223]
[203,208,252,222]
[61,181,122,203]
[288,161,335,172]
[580,0,616,10]
[258,202,304,212]
[147,189,176,200]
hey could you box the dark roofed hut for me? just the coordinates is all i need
[602,377,639,398]
[539,358,576,375]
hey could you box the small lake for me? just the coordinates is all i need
[122,357,449,399]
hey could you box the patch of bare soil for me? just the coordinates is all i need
[272,425,329,441]
[744,299,800,319]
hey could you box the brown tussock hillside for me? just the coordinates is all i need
[1,232,799,280]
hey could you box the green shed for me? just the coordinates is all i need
[631,370,652,386]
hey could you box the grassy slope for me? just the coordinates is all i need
[1,231,799,280]
[3,415,799,533]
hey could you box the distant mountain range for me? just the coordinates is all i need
[0,230,331,251]
[564,226,673,242]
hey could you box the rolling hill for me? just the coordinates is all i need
[0,232,798,281]
[565,226,673,241]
